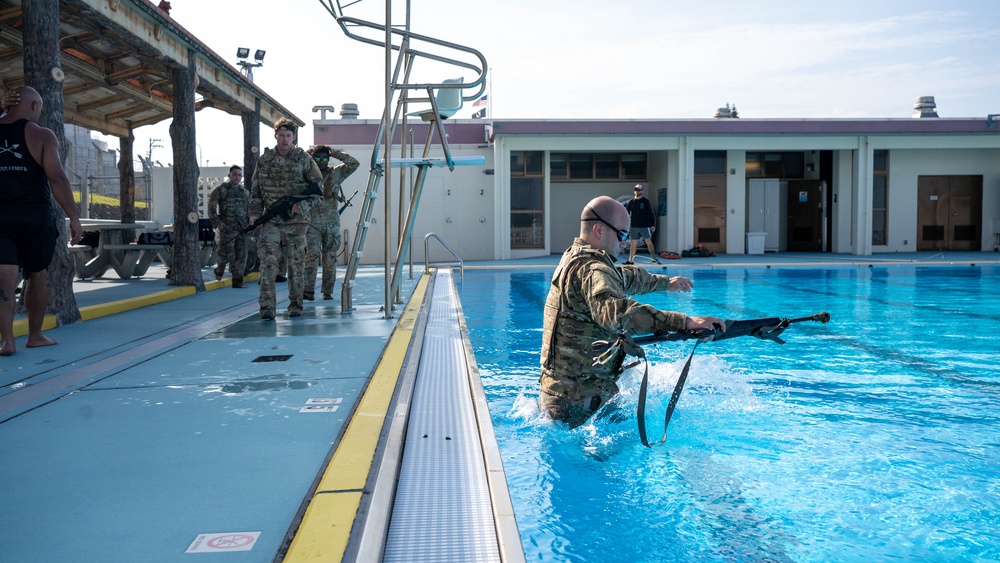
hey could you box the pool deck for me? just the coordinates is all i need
[2,251,998,562]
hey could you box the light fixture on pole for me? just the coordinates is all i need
[236,47,265,82]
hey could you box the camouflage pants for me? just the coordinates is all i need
[304,218,342,297]
[257,221,308,314]
[214,227,247,284]
[538,371,620,428]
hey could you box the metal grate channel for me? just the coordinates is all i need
[383,270,501,562]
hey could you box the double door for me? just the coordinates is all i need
[917,176,982,251]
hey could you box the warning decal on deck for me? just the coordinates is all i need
[300,397,343,413]
[185,531,261,553]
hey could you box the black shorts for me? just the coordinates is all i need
[0,204,58,273]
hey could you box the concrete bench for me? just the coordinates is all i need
[103,243,170,279]
[69,244,110,279]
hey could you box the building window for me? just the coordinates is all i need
[872,150,888,245]
[511,151,545,249]
[745,152,806,179]
[872,150,889,245]
[695,151,726,175]
[549,152,647,181]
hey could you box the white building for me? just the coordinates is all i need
[311,99,1000,263]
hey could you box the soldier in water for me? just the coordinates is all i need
[539,195,724,427]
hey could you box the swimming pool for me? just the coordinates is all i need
[458,265,1000,562]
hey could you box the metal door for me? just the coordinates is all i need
[917,175,983,251]
[694,176,726,254]
[786,180,823,251]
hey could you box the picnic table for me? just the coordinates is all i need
[69,220,165,280]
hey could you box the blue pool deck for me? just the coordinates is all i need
[2,251,998,562]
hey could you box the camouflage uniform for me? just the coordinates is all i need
[304,149,360,299]
[539,238,687,427]
[249,146,323,317]
[207,180,249,286]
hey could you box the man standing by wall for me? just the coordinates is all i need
[208,164,249,288]
[248,118,322,320]
[625,183,660,265]
[0,86,83,356]
[304,145,359,301]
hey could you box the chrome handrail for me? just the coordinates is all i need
[424,232,463,281]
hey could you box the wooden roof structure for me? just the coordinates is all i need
[0,0,301,138]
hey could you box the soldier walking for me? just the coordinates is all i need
[208,164,249,287]
[248,118,322,320]
[304,145,359,301]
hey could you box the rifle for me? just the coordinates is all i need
[339,190,358,214]
[240,182,323,236]
[592,312,830,448]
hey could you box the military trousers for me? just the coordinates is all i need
[304,218,342,297]
[257,221,308,314]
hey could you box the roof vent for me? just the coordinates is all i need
[913,96,938,118]
[714,107,732,119]
[340,103,359,120]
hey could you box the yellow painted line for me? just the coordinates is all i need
[284,273,430,563]
[11,272,260,336]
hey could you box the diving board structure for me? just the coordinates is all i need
[317,0,488,316]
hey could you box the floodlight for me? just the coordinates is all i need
[236,47,250,59]
[254,50,266,62]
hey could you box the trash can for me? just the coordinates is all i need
[746,232,766,255]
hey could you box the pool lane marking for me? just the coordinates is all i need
[283,273,429,562]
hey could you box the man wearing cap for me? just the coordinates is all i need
[624,183,660,265]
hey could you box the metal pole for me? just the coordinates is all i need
[382,0,393,318]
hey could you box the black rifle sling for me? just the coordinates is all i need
[637,340,701,448]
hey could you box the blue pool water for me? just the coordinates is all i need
[458,266,1000,562]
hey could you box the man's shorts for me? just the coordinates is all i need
[629,227,652,241]
[0,204,58,273]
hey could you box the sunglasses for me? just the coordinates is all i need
[314,156,330,162]
[583,207,629,242]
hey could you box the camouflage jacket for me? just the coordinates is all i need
[249,146,323,226]
[540,238,687,386]
[310,149,360,226]
[207,181,249,231]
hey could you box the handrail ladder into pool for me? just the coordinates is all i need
[594,313,832,448]
[317,0,487,318]
[424,232,464,282]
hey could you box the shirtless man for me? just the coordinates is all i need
[0,86,83,356]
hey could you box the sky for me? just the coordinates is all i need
[119,0,1000,168]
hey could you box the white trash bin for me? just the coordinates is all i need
[746,232,766,255]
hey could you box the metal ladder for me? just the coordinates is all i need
[317,0,487,317]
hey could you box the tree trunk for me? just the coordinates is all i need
[119,130,136,241]
[168,48,205,291]
[23,0,80,325]
[241,97,261,182]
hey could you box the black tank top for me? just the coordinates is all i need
[0,119,51,205]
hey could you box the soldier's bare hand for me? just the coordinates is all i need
[685,316,725,332]
[668,276,693,292]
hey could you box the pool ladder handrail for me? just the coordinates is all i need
[318,0,486,317]
[424,232,463,281]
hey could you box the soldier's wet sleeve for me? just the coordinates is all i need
[584,265,685,336]
[332,149,360,178]
[620,267,673,296]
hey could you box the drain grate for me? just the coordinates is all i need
[252,355,293,363]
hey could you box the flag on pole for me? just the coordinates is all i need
[473,95,488,107]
